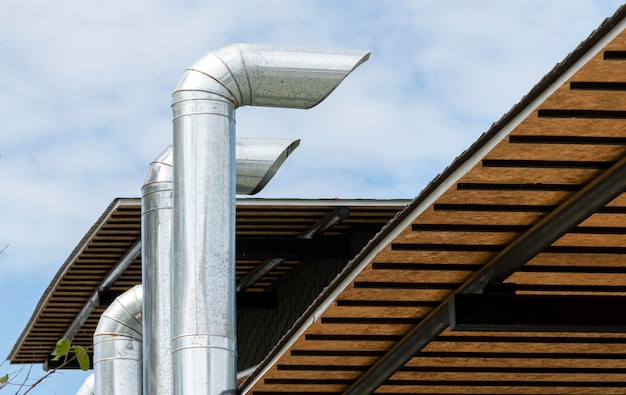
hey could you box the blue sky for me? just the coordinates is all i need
[0,0,623,393]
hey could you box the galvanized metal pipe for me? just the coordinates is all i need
[343,153,626,395]
[171,43,369,394]
[234,138,301,195]
[56,239,141,366]
[141,140,299,394]
[94,284,143,395]
[75,372,94,395]
[171,87,238,395]
[236,207,350,292]
[142,147,173,395]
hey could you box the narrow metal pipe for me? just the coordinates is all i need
[94,284,143,395]
[75,372,95,395]
[62,241,141,343]
[54,240,141,369]
[343,154,626,394]
[171,43,369,395]
[299,207,350,239]
[236,207,350,292]
[237,364,260,381]
[142,147,173,395]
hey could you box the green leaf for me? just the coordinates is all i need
[0,374,8,383]
[52,338,71,361]
[73,345,90,371]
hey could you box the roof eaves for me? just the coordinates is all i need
[7,198,141,361]
[9,196,406,364]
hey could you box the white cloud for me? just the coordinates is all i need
[405,0,623,120]
[1,0,619,275]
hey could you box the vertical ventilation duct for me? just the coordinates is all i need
[94,284,143,395]
[142,148,173,395]
[171,43,369,394]
[141,139,299,394]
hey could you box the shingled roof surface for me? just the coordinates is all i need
[241,5,626,394]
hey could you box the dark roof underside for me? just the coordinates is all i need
[9,198,407,369]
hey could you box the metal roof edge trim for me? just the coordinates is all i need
[7,198,141,362]
[239,5,626,393]
[234,198,411,206]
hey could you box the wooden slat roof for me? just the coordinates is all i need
[241,5,626,394]
[9,198,407,366]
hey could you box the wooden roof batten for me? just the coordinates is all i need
[241,4,626,395]
[343,147,626,394]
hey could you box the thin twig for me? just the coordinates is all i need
[21,368,55,395]
[0,366,23,390]
[14,364,32,395]
[20,343,91,395]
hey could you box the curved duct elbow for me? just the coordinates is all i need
[142,146,173,195]
[174,43,370,109]
[171,43,369,394]
[94,284,143,395]
[75,372,94,395]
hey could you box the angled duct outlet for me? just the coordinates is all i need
[175,43,370,109]
[94,284,142,395]
[171,43,369,394]
[234,138,300,195]
[142,138,300,197]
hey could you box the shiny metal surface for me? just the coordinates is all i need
[171,95,237,394]
[142,147,173,395]
[140,139,299,394]
[236,207,350,292]
[176,43,370,109]
[75,372,94,395]
[234,138,300,195]
[143,139,300,195]
[94,284,143,395]
[171,43,369,394]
